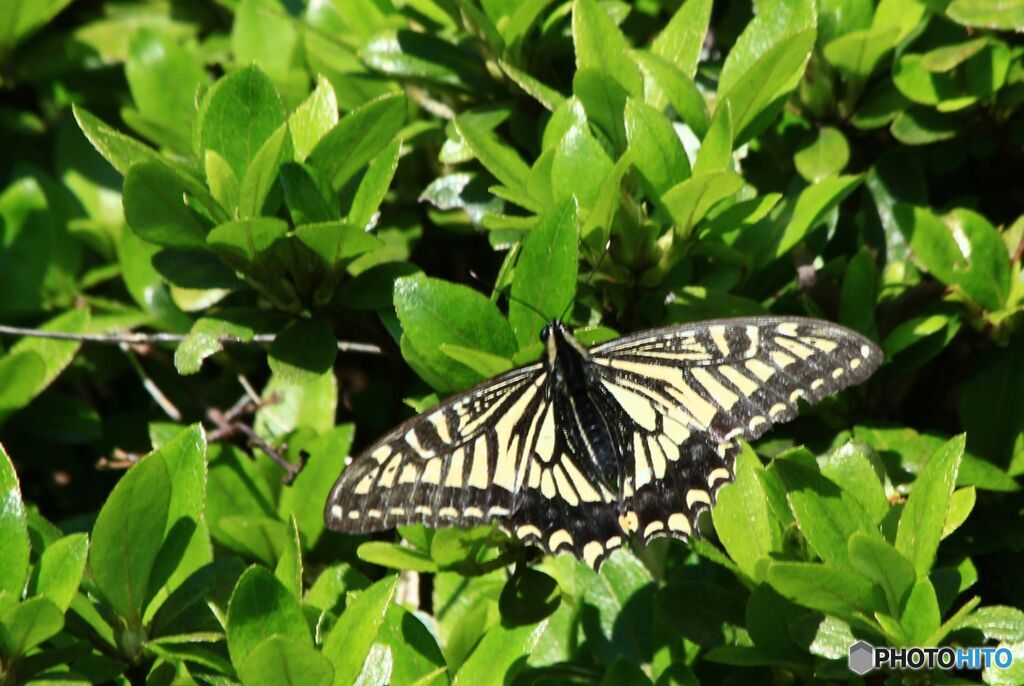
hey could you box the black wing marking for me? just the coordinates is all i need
[591,317,882,547]
[498,389,623,569]
[324,364,546,532]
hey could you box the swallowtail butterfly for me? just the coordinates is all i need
[325,317,881,569]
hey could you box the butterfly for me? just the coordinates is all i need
[324,316,881,569]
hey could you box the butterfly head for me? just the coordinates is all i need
[541,320,587,369]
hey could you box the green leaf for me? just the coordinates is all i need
[552,123,614,209]
[289,76,339,163]
[631,50,710,137]
[308,93,407,191]
[395,274,518,391]
[947,0,1024,31]
[275,517,303,600]
[197,65,287,179]
[772,457,878,567]
[823,27,899,98]
[280,162,339,226]
[820,441,889,525]
[655,580,746,649]
[376,605,448,685]
[174,309,274,375]
[767,562,883,618]
[958,336,1024,468]
[439,344,514,378]
[268,317,338,386]
[232,0,301,84]
[146,429,210,611]
[124,28,206,153]
[239,635,334,686]
[960,606,1024,642]
[626,98,691,199]
[452,619,548,686]
[847,533,915,618]
[0,597,63,658]
[278,425,353,548]
[839,248,879,338]
[651,0,712,78]
[890,108,960,145]
[123,162,209,248]
[239,123,290,219]
[499,569,561,626]
[692,102,731,176]
[572,0,642,98]
[0,444,28,598]
[72,105,165,176]
[712,444,779,582]
[893,205,1011,311]
[357,542,439,572]
[902,578,941,645]
[32,533,88,612]
[718,0,815,97]
[983,640,1024,685]
[510,199,579,346]
[227,566,310,668]
[305,563,371,616]
[322,575,398,686]
[718,28,816,143]
[896,435,965,578]
[0,353,45,425]
[89,450,171,625]
[662,171,745,243]
[206,218,289,286]
[577,552,654,663]
[255,370,337,436]
[0,172,76,315]
[793,127,850,182]
[942,486,976,539]
[361,30,493,92]
[498,59,565,111]
[0,0,73,51]
[572,69,630,155]
[773,174,863,259]
[454,112,531,200]
[348,139,402,230]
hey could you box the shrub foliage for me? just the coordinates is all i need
[1,0,1023,684]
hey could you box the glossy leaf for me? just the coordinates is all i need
[309,94,407,191]
[88,450,171,625]
[322,575,398,685]
[509,199,579,347]
[226,566,311,668]
[895,435,965,577]
[0,444,28,599]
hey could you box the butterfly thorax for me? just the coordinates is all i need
[542,321,623,497]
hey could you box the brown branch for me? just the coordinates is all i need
[0,325,384,355]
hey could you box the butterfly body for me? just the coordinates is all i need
[325,316,881,569]
[542,321,623,497]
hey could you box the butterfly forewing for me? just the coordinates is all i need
[324,364,544,532]
[325,316,882,569]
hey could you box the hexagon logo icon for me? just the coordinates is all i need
[848,640,875,675]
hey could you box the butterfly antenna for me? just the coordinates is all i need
[474,270,551,323]
[558,238,613,323]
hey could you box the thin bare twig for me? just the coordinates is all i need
[205,391,303,484]
[0,324,384,355]
[120,343,182,421]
